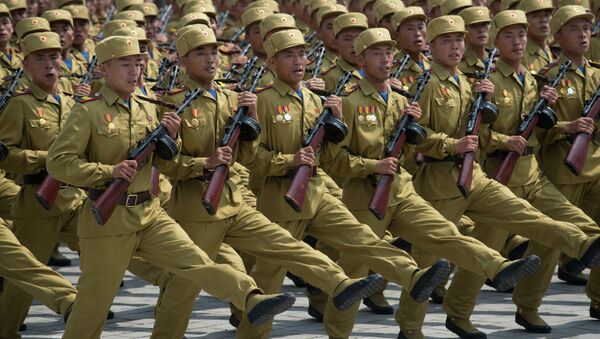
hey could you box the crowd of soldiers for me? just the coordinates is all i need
[0,0,599,338]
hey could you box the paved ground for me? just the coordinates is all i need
[22,246,600,338]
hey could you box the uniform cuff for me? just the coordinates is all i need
[365,158,379,174]
[443,137,459,155]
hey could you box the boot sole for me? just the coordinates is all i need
[334,274,386,311]
[248,293,296,326]
[445,317,487,339]
[494,256,541,292]
[410,260,451,303]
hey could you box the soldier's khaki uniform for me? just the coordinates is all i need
[397,15,600,336]
[518,0,555,73]
[444,53,600,333]
[0,32,83,338]
[319,28,525,338]
[538,6,600,314]
[46,36,268,338]
[458,48,484,75]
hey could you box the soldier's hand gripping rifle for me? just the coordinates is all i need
[0,68,24,161]
[284,72,352,212]
[368,72,430,220]
[456,48,498,198]
[73,56,97,102]
[202,66,266,215]
[564,84,600,175]
[91,89,203,225]
[494,60,571,184]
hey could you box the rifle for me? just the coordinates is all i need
[593,19,600,36]
[306,41,324,60]
[166,64,179,92]
[159,4,173,23]
[368,72,430,220]
[202,66,266,215]
[95,5,115,41]
[0,68,23,161]
[311,46,326,78]
[231,57,258,91]
[564,85,600,175]
[230,27,245,43]
[217,10,229,31]
[456,48,498,198]
[91,89,203,225]
[305,31,317,44]
[223,45,252,80]
[159,5,173,35]
[73,56,97,101]
[494,60,571,184]
[391,54,410,80]
[284,72,352,212]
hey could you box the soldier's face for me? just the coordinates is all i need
[0,15,13,44]
[318,16,337,51]
[396,19,427,54]
[526,9,552,40]
[495,25,527,63]
[465,22,489,49]
[146,16,158,38]
[555,18,591,56]
[379,15,394,33]
[359,44,394,81]
[50,22,74,51]
[336,28,363,65]
[246,23,266,57]
[73,19,89,46]
[10,9,27,25]
[181,45,219,82]
[364,3,376,27]
[101,56,144,96]
[430,32,465,68]
[23,50,62,89]
[270,46,307,85]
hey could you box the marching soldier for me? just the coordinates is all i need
[314,3,347,71]
[397,15,600,339]
[46,35,297,338]
[64,5,96,63]
[519,0,554,74]
[458,6,490,75]
[0,4,21,75]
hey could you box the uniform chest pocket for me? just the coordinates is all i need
[434,97,456,107]
[28,118,58,139]
[183,118,206,131]
[495,96,512,108]
[96,125,120,138]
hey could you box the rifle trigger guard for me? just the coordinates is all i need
[480,101,498,124]
[405,122,427,145]
[239,116,261,141]
[154,134,179,160]
[537,106,558,129]
[324,117,348,144]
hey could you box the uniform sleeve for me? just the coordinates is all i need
[325,96,378,179]
[0,97,47,174]
[414,82,461,158]
[47,103,114,188]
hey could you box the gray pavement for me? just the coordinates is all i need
[22,246,600,338]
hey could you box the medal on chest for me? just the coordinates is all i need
[274,105,292,123]
[105,113,115,131]
[191,108,200,127]
[36,108,46,126]
[561,79,576,97]
[357,105,377,125]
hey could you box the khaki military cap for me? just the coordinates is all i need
[374,1,405,23]
[64,5,90,21]
[176,25,222,57]
[55,0,84,8]
[517,0,554,13]
[241,7,273,28]
[16,17,50,40]
[247,0,280,13]
[427,0,445,11]
[178,12,210,29]
[427,15,467,42]
[354,27,396,54]
[358,0,377,10]
[558,0,591,9]
[333,12,368,37]
[459,6,491,25]
[115,0,143,12]
[441,0,473,15]
[316,4,348,26]
[0,3,9,17]
[501,0,522,10]
[309,0,335,16]
[96,36,143,63]
[264,28,309,58]
[2,0,26,11]
[112,26,148,41]
[185,2,217,17]
[176,23,207,38]
[115,10,145,24]
[490,9,528,41]
[260,13,296,39]
[392,6,426,31]
[42,9,74,26]
[130,3,159,17]
[551,5,594,34]
[102,19,137,37]
[21,32,61,57]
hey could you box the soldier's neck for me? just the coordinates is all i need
[562,52,585,68]
[404,50,421,62]
[529,35,548,49]
[466,45,486,60]
[36,81,59,96]
[501,57,522,74]
[190,75,214,90]
[61,49,69,60]
[0,41,9,54]
[365,74,387,93]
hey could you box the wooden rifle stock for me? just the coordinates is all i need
[35,176,62,210]
[283,72,352,212]
[150,167,160,196]
[368,72,430,219]
[564,87,600,176]
[494,60,571,183]
[91,89,202,225]
[202,66,266,214]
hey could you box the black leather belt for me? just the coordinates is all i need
[87,189,152,207]
[422,155,461,163]
[487,147,535,158]
[23,172,69,188]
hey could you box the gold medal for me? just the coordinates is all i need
[39,118,46,125]
[191,118,199,127]
[358,115,365,122]
[276,114,283,122]
[108,122,115,130]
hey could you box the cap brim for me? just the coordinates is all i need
[270,42,310,57]
[395,14,427,31]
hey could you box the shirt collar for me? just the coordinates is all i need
[100,84,132,109]
[431,62,462,84]
[272,76,304,100]
[463,49,485,69]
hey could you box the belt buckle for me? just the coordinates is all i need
[125,194,138,207]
